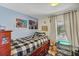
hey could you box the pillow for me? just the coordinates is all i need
[32,32,39,38]
[33,32,46,37]
[24,36,33,40]
[38,32,46,36]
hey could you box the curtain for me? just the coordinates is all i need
[63,10,79,53]
[50,10,79,55]
[50,16,56,41]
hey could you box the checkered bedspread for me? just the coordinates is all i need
[11,36,49,56]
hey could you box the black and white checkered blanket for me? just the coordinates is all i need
[11,36,49,56]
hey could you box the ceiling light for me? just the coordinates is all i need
[50,3,60,6]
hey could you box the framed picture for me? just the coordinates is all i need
[16,18,27,28]
[29,20,38,29]
[42,26,48,31]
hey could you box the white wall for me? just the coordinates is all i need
[38,16,51,38]
[0,6,38,40]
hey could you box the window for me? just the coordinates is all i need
[56,19,70,45]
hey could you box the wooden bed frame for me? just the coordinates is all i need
[31,40,50,56]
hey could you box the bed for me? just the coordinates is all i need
[11,33,49,56]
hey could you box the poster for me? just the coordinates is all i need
[16,18,27,28]
[29,20,38,29]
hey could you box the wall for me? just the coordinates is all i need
[38,16,51,38]
[0,6,38,40]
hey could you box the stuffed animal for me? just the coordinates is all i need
[48,40,58,56]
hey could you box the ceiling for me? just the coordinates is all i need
[0,3,79,18]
